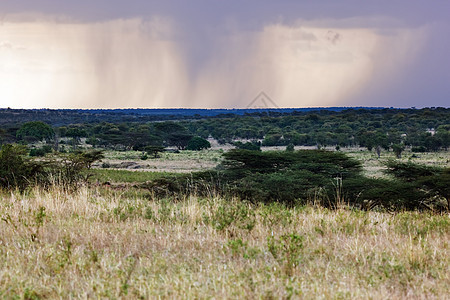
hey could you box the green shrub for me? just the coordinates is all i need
[143,145,165,158]
[0,144,103,191]
[140,175,189,199]
[286,143,295,152]
[0,144,44,190]
[267,232,304,276]
[344,177,427,211]
[29,145,53,157]
[208,200,256,232]
[56,150,104,187]
[384,161,450,211]
[259,202,293,227]
[384,160,438,182]
[233,141,261,151]
[391,143,405,158]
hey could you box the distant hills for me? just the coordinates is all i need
[0,107,429,127]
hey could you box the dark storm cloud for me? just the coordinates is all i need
[1,0,449,108]
[3,0,449,25]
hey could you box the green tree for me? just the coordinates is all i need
[154,122,193,150]
[199,149,363,205]
[144,145,166,158]
[65,127,87,139]
[186,137,211,151]
[436,125,450,149]
[0,128,16,145]
[65,127,87,147]
[16,121,54,142]
[167,132,193,150]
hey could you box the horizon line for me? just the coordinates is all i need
[2,106,446,111]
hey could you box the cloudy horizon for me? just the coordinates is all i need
[1,1,449,109]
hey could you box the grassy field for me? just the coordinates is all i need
[97,150,223,173]
[90,169,182,184]
[96,148,449,178]
[0,187,449,299]
[345,149,450,178]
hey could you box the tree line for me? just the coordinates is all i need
[1,108,449,153]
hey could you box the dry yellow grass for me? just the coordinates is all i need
[0,187,449,299]
[346,149,450,178]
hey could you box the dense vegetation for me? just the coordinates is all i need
[137,149,449,211]
[1,108,449,153]
[1,107,449,212]
[182,108,450,151]
[0,107,367,126]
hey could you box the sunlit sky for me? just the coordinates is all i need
[1,1,449,109]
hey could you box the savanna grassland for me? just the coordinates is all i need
[1,146,449,299]
[94,147,450,177]
[0,186,449,299]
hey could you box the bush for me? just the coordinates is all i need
[143,145,165,158]
[56,150,104,186]
[30,148,46,157]
[208,200,256,232]
[139,175,189,199]
[411,146,427,152]
[384,161,450,211]
[268,232,304,276]
[344,177,427,211]
[0,144,103,191]
[29,145,53,157]
[0,144,44,190]
[222,149,362,177]
[233,141,261,151]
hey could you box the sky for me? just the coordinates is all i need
[0,1,449,109]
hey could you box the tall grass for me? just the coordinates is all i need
[1,186,448,298]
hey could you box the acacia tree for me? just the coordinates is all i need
[167,132,193,150]
[65,127,87,147]
[144,145,166,158]
[16,121,54,143]
[154,122,193,150]
[385,161,450,211]
[186,137,211,151]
